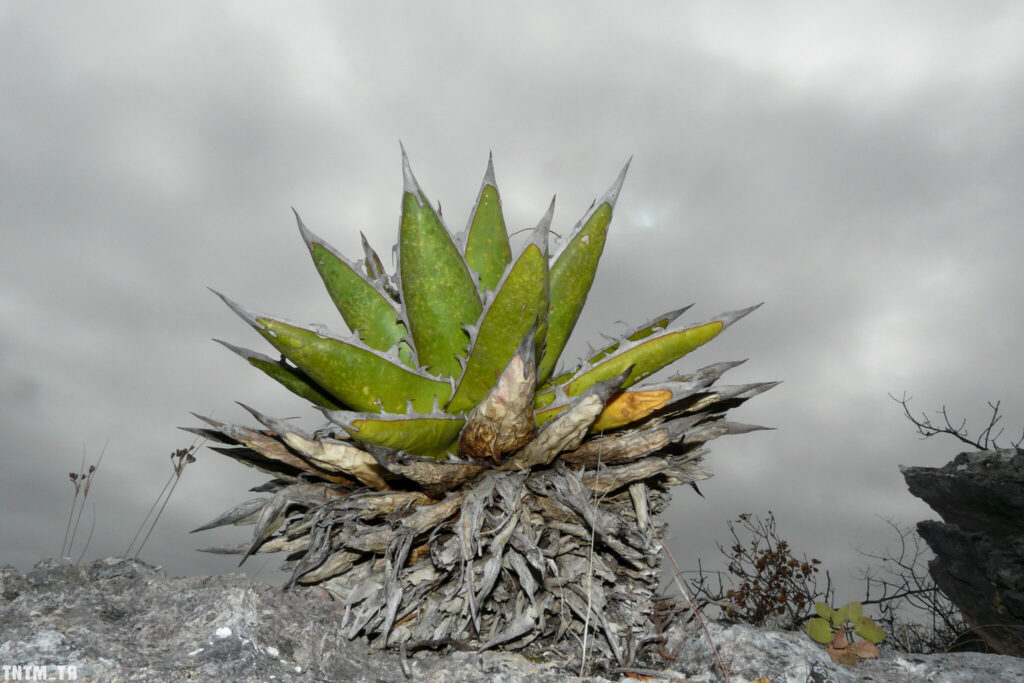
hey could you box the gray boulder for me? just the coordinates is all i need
[4,557,1024,681]
[902,448,1024,656]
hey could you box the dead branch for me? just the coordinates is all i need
[890,392,1023,451]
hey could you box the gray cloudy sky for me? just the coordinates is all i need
[3,3,1023,604]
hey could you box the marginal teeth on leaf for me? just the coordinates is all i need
[322,407,465,458]
[669,359,747,384]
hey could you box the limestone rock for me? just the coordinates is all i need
[3,557,1024,681]
[901,448,1024,656]
[0,558,593,682]
[666,621,1023,682]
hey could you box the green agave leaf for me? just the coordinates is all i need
[398,146,483,377]
[462,153,512,292]
[447,200,551,414]
[214,291,451,413]
[536,305,761,409]
[295,212,413,366]
[539,160,630,384]
[323,406,465,459]
[805,617,834,644]
[214,339,344,410]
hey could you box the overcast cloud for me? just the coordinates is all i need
[3,2,1023,603]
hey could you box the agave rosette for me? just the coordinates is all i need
[189,148,774,664]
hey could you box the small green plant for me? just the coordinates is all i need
[805,601,885,665]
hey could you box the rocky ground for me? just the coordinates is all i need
[2,557,1022,682]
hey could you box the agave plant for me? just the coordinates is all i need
[188,148,774,669]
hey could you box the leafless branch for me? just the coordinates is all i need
[855,518,968,653]
[890,392,1023,450]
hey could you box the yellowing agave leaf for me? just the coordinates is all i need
[590,386,675,432]
[536,377,713,430]
[583,306,692,370]
[324,406,466,460]
[398,146,482,377]
[214,291,451,413]
[538,305,761,407]
[542,306,692,391]
[642,381,781,425]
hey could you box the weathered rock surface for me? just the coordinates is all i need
[667,621,1024,682]
[3,557,1024,682]
[902,448,1024,656]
